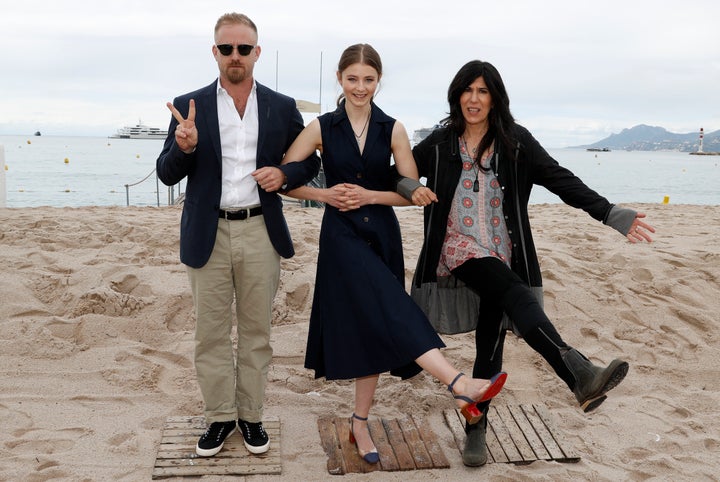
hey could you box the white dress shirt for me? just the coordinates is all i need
[217,80,260,209]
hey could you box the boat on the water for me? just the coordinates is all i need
[412,124,442,146]
[111,121,168,140]
[586,147,611,152]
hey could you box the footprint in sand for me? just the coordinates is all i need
[161,294,194,332]
[71,287,149,317]
[107,432,139,454]
[285,282,311,312]
[631,267,653,283]
[6,427,89,455]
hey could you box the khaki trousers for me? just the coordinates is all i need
[187,214,280,423]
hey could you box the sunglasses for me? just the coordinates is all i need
[216,44,255,56]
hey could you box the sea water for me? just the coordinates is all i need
[1,135,718,208]
[1,135,169,207]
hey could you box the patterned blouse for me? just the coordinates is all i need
[437,138,513,277]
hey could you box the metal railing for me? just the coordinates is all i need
[124,168,183,207]
[124,168,325,208]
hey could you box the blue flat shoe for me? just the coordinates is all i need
[349,413,379,464]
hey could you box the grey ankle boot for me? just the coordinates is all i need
[462,419,488,467]
[563,348,629,412]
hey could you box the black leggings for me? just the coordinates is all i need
[451,257,575,395]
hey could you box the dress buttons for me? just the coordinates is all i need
[363,217,369,223]
[356,173,363,179]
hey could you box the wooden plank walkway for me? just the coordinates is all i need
[443,404,580,465]
[152,416,281,479]
[317,415,450,475]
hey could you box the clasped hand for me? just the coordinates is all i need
[327,183,369,211]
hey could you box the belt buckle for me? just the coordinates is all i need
[238,209,248,220]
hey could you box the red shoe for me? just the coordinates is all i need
[448,372,507,424]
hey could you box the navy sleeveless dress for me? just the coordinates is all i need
[303,102,445,380]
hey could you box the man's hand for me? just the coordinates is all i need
[167,99,198,154]
[252,167,287,192]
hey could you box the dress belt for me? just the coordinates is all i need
[218,206,263,220]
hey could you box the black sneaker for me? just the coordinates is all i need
[238,419,270,454]
[196,420,236,457]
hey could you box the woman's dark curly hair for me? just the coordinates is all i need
[442,60,516,160]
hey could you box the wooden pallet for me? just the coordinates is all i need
[317,414,450,475]
[444,404,580,464]
[152,416,281,479]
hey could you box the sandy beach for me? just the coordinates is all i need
[1,202,718,481]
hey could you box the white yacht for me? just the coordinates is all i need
[111,121,168,139]
[412,124,441,146]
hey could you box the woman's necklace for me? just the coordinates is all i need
[462,135,491,192]
[352,109,371,139]
[461,135,479,158]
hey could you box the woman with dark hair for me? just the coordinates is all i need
[396,60,654,466]
[278,48,506,465]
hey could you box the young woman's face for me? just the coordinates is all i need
[338,63,379,108]
[460,76,493,127]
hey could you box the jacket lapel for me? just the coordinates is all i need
[201,81,222,164]
[256,83,269,167]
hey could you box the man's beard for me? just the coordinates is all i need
[225,64,248,84]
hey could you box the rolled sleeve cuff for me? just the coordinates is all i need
[605,205,637,235]
[396,177,424,201]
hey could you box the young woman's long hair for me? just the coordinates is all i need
[442,60,516,161]
[336,43,383,106]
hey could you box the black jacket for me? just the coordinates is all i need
[409,124,625,290]
[157,80,320,268]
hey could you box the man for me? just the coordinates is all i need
[157,12,319,457]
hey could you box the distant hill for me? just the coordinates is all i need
[574,125,720,152]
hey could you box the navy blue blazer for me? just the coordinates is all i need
[157,80,320,268]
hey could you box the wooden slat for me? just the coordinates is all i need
[396,416,433,469]
[484,415,508,463]
[411,413,450,469]
[153,456,279,467]
[487,406,524,463]
[368,417,399,471]
[520,404,565,460]
[506,404,551,460]
[317,415,450,474]
[152,416,282,479]
[381,418,415,470]
[443,405,580,466]
[443,408,467,453]
[493,404,536,463]
[533,405,581,462]
[336,415,377,474]
[317,416,345,475]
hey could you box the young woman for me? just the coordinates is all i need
[278,45,506,464]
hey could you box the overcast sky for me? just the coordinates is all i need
[1,0,718,147]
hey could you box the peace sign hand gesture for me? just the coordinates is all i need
[167,99,198,154]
